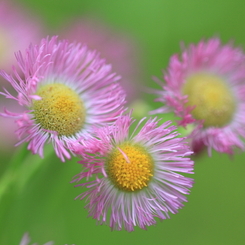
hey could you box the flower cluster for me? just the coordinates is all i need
[1,11,245,233]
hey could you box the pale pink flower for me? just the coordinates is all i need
[152,38,245,155]
[60,17,142,103]
[0,1,41,73]
[0,1,43,150]
[19,233,53,245]
[19,232,75,245]
[0,36,126,161]
[72,113,194,231]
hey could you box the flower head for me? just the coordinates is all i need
[72,113,194,231]
[60,17,142,103]
[0,36,126,161]
[152,38,245,154]
[0,1,41,73]
[0,1,42,151]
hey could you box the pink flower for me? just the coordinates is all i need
[72,113,194,231]
[0,1,43,150]
[0,36,126,161]
[0,1,42,73]
[60,17,142,103]
[152,38,245,155]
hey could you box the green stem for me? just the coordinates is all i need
[0,145,55,201]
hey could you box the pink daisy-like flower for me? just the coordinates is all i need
[0,1,42,150]
[0,1,41,73]
[0,36,126,161]
[152,38,245,155]
[60,17,142,103]
[72,113,194,231]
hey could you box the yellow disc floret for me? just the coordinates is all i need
[32,83,86,136]
[106,143,154,192]
[182,72,236,127]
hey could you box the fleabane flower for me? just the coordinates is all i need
[0,36,126,161]
[152,38,245,154]
[0,1,41,73]
[72,113,194,231]
[60,17,142,103]
[0,1,42,151]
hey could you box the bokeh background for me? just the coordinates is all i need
[1,0,245,244]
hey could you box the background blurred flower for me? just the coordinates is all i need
[19,232,53,245]
[59,16,142,103]
[0,36,126,161]
[72,113,194,231]
[0,0,43,153]
[152,38,245,155]
[0,1,42,75]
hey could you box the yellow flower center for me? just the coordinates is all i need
[182,72,236,127]
[32,83,86,136]
[106,143,154,192]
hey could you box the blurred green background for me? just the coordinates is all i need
[1,0,245,244]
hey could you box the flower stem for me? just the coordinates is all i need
[0,144,55,201]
